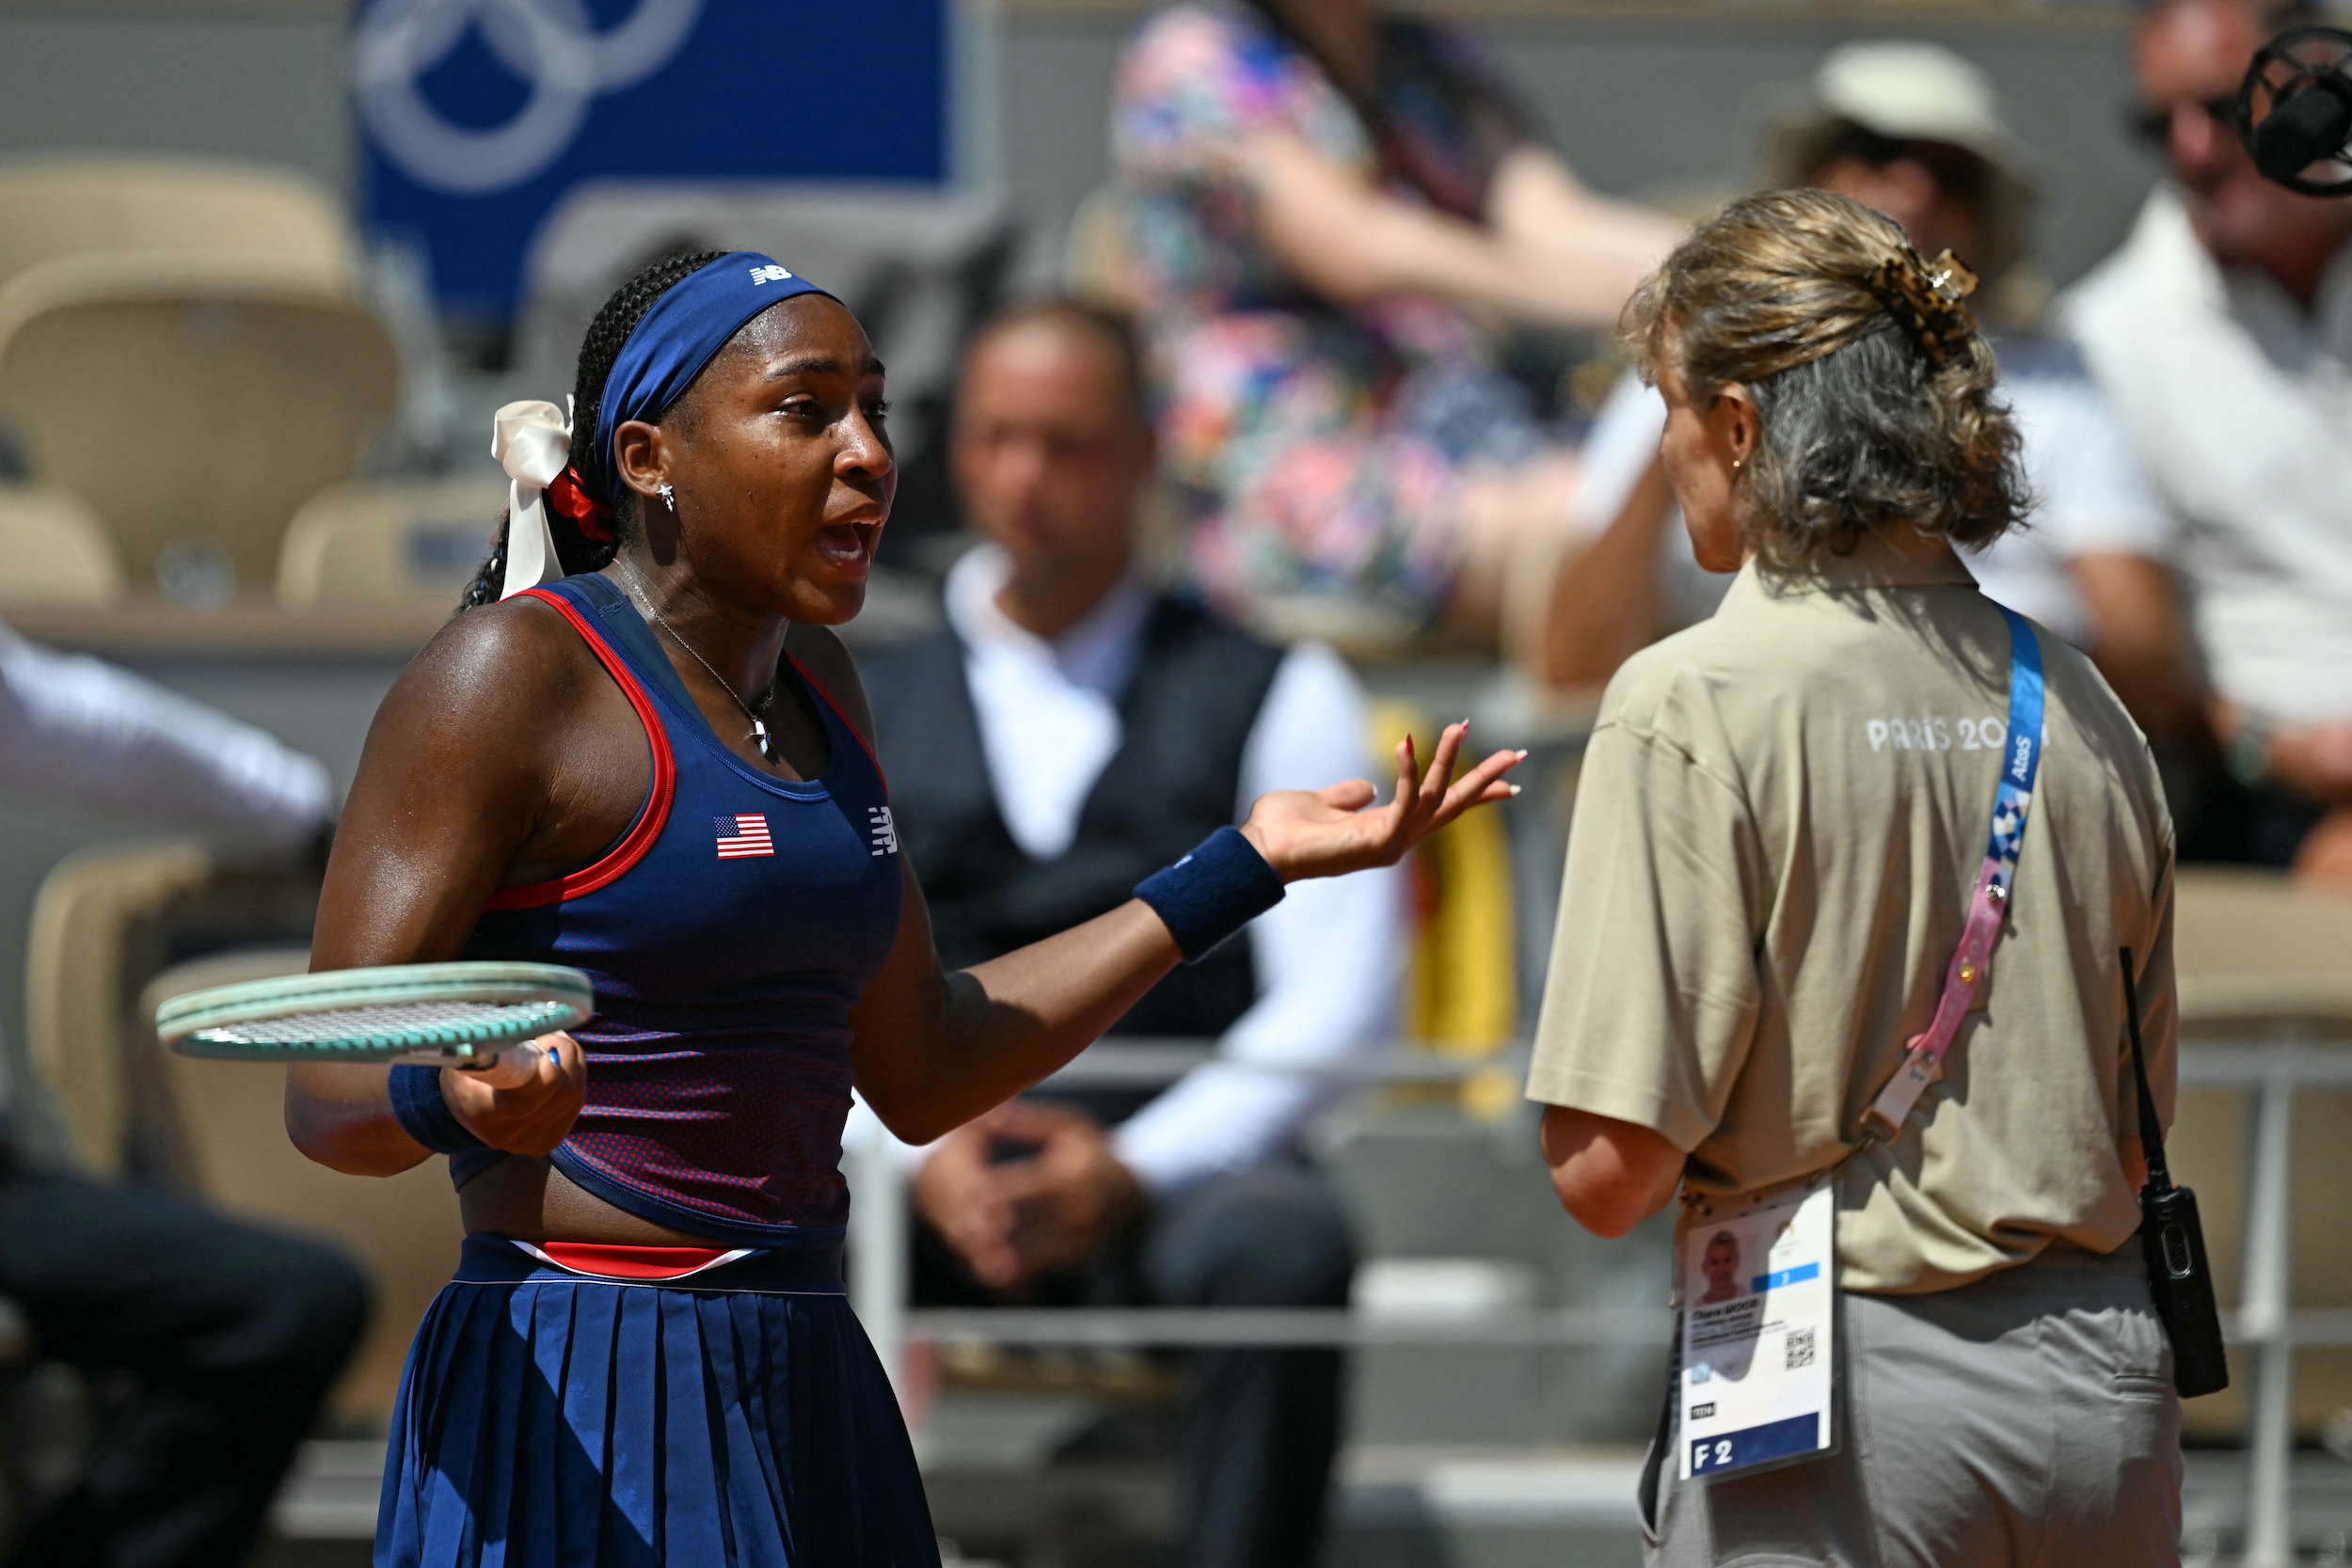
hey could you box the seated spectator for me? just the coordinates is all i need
[0,617,368,1567]
[856,301,1402,1568]
[1107,0,1681,668]
[2064,0,2352,882]
[1560,43,2202,756]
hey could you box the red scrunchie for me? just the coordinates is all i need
[545,466,615,543]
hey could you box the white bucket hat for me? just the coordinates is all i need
[1763,41,2042,284]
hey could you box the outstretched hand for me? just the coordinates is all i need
[1239,721,1524,883]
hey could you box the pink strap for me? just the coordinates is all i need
[1864,857,2010,1137]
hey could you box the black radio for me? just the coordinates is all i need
[2122,947,2230,1400]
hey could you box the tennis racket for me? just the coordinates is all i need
[156,961,593,1089]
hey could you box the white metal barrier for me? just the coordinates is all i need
[848,1035,2352,1564]
[2180,1037,2352,1568]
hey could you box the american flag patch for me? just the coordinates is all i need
[714,814,774,859]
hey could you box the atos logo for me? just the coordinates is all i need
[748,264,795,286]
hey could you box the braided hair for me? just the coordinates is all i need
[460,249,728,610]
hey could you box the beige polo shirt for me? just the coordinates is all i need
[1525,540,2177,1294]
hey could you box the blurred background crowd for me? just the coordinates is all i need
[6,0,2352,1564]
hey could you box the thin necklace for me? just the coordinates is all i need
[612,560,777,762]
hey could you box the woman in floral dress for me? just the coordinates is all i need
[1111,0,1680,659]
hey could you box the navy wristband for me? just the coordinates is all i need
[389,1063,486,1154]
[1135,826,1286,963]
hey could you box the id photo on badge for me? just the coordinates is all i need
[1693,1226,1756,1308]
[1677,1179,1838,1482]
[1684,1216,1778,1385]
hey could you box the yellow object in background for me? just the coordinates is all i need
[1367,700,1518,1109]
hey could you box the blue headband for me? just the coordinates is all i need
[587,250,838,508]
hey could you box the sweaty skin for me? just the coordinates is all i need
[287,293,1524,1245]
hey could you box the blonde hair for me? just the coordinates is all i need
[1623,189,2026,571]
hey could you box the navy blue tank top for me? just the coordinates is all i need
[454,574,903,1246]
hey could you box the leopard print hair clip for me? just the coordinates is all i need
[1863,247,1980,365]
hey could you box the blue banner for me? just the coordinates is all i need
[355,0,947,322]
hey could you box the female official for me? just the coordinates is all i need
[285,249,1520,1568]
[1525,191,2182,1566]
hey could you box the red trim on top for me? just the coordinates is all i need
[789,653,888,794]
[485,588,677,911]
[529,1242,739,1280]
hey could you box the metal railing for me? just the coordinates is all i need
[2179,1037,2352,1568]
[847,1034,2352,1564]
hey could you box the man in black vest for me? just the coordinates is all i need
[860,301,1404,1568]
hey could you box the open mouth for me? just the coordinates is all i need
[815,522,874,577]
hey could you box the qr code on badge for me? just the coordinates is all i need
[1786,1327,1817,1370]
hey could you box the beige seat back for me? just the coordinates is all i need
[0,482,121,606]
[0,157,355,294]
[2168,867,2352,1440]
[24,841,219,1175]
[137,950,462,1428]
[277,479,506,610]
[0,255,400,594]
[24,844,461,1426]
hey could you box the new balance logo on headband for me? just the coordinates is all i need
[747,264,795,286]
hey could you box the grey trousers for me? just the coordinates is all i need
[1646,1241,2184,1568]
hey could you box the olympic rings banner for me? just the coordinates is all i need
[355,0,947,321]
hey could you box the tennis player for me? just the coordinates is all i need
[283,250,1520,1567]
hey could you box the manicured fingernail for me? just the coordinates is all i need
[1509,784,1523,796]
[1517,750,1530,760]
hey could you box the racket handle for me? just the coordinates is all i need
[457,1039,554,1091]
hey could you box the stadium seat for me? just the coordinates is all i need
[0,482,121,606]
[22,843,458,1426]
[135,949,461,1428]
[0,253,401,596]
[2169,866,2352,1441]
[276,478,504,610]
[0,155,356,295]
[24,840,220,1177]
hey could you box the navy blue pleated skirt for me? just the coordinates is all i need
[376,1235,939,1568]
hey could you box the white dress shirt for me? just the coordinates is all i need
[876,545,1404,1198]
[0,618,333,846]
[1572,342,2172,652]
[2063,185,2352,723]
[0,616,335,1134]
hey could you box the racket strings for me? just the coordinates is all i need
[192,999,572,1049]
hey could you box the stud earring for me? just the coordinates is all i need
[659,483,675,508]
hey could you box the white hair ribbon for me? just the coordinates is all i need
[491,398,576,600]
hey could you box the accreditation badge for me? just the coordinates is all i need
[1676,1173,1837,1481]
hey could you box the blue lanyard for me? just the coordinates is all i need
[1986,604,2044,893]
